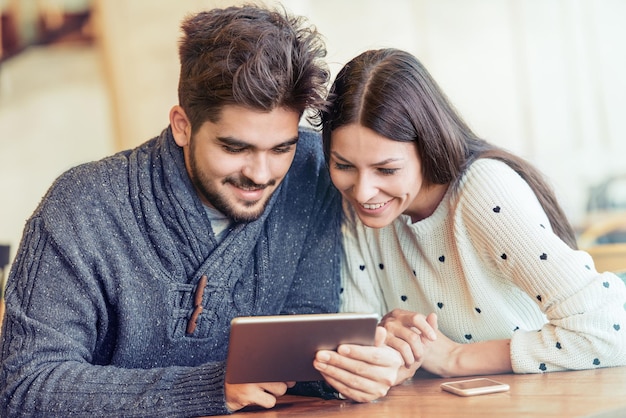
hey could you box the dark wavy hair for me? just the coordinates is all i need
[178,4,329,132]
[322,48,577,249]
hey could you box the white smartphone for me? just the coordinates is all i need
[441,378,510,396]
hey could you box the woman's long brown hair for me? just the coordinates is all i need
[322,48,577,249]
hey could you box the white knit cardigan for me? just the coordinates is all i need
[340,158,626,374]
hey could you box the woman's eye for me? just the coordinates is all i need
[378,168,399,175]
[333,163,353,171]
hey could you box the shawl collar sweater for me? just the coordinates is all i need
[0,127,342,417]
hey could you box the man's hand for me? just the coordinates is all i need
[224,381,295,412]
[313,326,403,402]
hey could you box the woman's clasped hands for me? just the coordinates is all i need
[379,309,459,381]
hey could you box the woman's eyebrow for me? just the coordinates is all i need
[331,150,403,165]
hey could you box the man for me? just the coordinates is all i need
[0,5,400,417]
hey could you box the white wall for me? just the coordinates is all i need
[1,0,625,266]
[288,0,626,225]
[97,0,626,224]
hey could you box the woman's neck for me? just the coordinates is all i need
[406,183,449,223]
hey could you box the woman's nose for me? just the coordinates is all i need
[352,172,378,203]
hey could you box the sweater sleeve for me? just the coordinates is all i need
[0,217,231,418]
[457,159,626,373]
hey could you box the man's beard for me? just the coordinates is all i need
[188,144,276,223]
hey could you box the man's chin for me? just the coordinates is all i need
[228,201,268,223]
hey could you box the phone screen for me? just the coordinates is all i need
[450,379,501,389]
[441,378,510,396]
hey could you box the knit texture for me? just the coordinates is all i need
[341,158,626,374]
[0,127,342,417]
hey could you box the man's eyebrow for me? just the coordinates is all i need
[216,136,299,149]
[216,136,251,148]
[276,136,300,147]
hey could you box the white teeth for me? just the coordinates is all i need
[362,202,386,210]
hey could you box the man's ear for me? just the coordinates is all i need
[170,105,191,147]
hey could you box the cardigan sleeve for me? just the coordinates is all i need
[456,159,626,373]
[0,216,231,417]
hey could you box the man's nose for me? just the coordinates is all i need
[242,153,272,185]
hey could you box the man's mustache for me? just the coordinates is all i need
[223,176,276,190]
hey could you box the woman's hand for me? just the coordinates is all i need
[379,309,439,369]
[380,309,512,378]
[313,326,403,402]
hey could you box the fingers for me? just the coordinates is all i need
[426,312,439,330]
[248,391,277,410]
[316,359,391,403]
[320,370,388,403]
[381,310,438,367]
[259,381,291,397]
[384,309,437,340]
[224,381,290,412]
[395,362,421,385]
[314,345,402,403]
[374,325,387,347]
[412,313,438,340]
[385,326,422,366]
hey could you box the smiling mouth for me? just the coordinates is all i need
[360,200,390,210]
[238,185,266,191]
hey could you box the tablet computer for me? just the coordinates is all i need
[225,312,379,384]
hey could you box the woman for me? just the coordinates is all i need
[321,48,626,382]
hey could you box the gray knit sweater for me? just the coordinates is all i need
[0,127,342,417]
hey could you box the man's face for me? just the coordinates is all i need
[183,105,300,222]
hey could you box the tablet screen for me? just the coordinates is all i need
[225,312,379,383]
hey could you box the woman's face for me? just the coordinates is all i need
[329,124,427,228]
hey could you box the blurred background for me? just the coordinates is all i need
[1,0,626,274]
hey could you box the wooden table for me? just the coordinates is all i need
[216,367,626,417]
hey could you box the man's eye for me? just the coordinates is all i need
[223,146,245,153]
[273,145,293,154]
